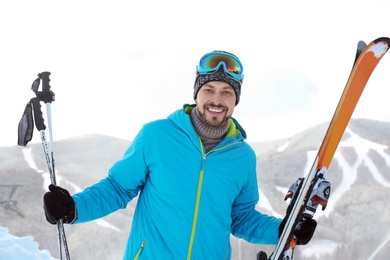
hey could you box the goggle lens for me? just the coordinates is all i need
[200,54,242,74]
[197,52,243,81]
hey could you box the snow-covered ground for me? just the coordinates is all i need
[300,239,340,259]
[0,226,56,260]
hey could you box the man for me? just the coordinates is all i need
[43,51,316,259]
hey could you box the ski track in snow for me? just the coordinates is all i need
[22,148,121,232]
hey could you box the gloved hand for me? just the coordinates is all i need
[278,217,317,245]
[294,218,317,245]
[43,184,77,224]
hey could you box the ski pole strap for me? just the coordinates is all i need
[17,97,48,146]
[17,100,34,146]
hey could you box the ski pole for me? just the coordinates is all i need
[31,72,71,260]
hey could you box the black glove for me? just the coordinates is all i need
[43,184,77,224]
[294,218,317,245]
[278,217,317,245]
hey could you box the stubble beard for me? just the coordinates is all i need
[196,106,230,128]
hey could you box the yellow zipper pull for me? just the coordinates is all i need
[133,240,146,260]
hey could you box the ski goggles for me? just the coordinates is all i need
[196,51,244,82]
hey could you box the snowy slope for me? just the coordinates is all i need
[318,127,390,217]
[254,122,390,259]
[22,147,123,232]
[2,120,389,260]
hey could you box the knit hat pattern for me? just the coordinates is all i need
[193,67,242,105]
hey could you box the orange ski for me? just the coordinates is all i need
[318,37,390,169]
[259,37,390,260]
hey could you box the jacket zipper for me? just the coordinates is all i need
[186,139,206,260]
[186,139,242,259]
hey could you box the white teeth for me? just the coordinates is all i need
[208,108,223,113]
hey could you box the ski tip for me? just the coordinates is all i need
[369,37,390,58]
[374,37,390,46]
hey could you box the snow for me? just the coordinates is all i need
[259,126,390,259]
[305,127,390,218]
[300,239,340,259]
[0,226,56,260]
[367,234,390,260]
[15,125,390,259]
[22,148,54,190]
[277,141,289,152]
[256,189,283,218]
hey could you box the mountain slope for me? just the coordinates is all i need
[1,120,389,259]
[250,118,390,259]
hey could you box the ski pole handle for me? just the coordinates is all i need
[40,72,51,93]
[31,98,46,131]
[34,72,55,103]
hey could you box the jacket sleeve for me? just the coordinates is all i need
[73,126,149,223]
[230,154,282,245]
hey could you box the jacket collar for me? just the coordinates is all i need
[168,104,247,142]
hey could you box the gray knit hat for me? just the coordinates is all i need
[193,53,243,105]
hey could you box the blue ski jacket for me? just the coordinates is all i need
[73,105,282,259]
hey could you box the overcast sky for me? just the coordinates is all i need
[1,0,390,148]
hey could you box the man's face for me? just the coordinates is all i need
[195,81,237,127]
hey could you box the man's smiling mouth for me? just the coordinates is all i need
[208,107,223,113]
